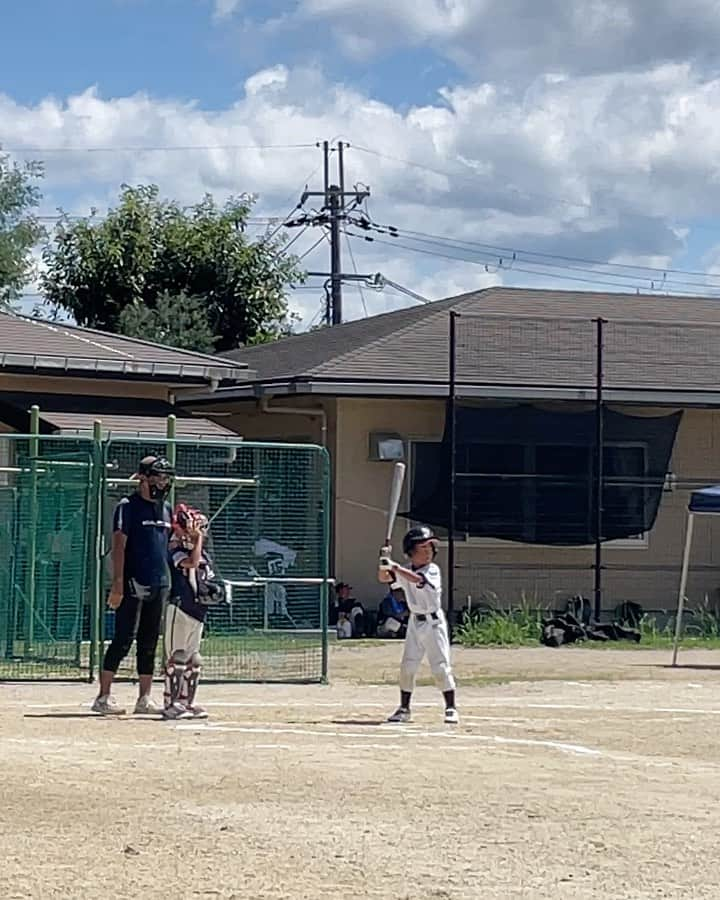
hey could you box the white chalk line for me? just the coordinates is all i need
[171,721,691,768]
[4,724,711,771]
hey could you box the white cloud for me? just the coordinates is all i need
[212,0,242,20]
[268,0,720,82]
[6,59,720,327]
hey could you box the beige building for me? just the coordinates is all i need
[185,286,720,620]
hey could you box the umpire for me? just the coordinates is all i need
[92,455,175,716]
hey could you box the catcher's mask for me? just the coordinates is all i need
[172,503,209,550]
[137,455,175,500]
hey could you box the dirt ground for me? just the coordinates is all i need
[3,644,720,900]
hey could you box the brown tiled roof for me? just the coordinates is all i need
[0,312,247,384]
[0,392,237,437]
[222,287,720,393]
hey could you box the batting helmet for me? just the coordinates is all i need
[403,525,437,555]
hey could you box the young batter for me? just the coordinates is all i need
[378,526,458,724]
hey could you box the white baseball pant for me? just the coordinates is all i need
[399,610,456,693]
[164,605,203,658]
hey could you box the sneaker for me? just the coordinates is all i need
[187,705,208,719]
[444,707,460,725]
[91,695,126,716]
[387,707,412,724]
[133,695,162,715]
[162,702,193,720]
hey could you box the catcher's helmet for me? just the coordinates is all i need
[403,525,437,555]
[172,503,209,549]
[137,455,175,478]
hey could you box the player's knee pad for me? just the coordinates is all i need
[164,651,187,707]
[182,652,202,706]
[431,662,456,693]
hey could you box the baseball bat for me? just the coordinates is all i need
[385,461,406,547]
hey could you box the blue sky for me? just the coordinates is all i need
[3,0,720,325]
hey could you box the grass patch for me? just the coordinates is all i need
[455,601,720,650]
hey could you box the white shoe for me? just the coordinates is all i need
[387,707,412,724]
[134,695,162,715]
[444,707,459,725]
[162,702,194,720]
[91,695,126,716]
[187,705,208,719]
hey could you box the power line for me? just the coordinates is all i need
[384,224,720,285]
[2,142,317,154]
[347,214,720,295]
[349,142,720,237]
[342,227,720,297]
[350,143,595,214]
[345,232,368,318]
[297,232,329,262]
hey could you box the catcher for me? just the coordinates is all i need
[163,503,226,720]
[377,525,458,725]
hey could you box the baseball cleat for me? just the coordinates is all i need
[162,702,194,720]
[91,694,126,716]
[133,695,162,715]
[387,707,412,723]
[444,707,459,725]
[187,705,208,719]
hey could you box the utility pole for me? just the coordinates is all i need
[286,141,371,326]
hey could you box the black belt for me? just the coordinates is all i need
[414,612,439,622]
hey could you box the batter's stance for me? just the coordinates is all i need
[378,526,459,725]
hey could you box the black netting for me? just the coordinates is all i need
[406,404,682,545]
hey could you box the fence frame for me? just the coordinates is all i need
[0,413,331,683]
[447,313,616,626]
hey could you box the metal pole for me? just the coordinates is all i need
[593,318,605,622]
[672,511,694,667]
[89,419,104,682]
[338,140,346,200]
[322,140,330,196]
[166,414,177,507]
[329,184,342,325]
[24,405,40,656]
[448,312,458,637]
[320,449,331,683]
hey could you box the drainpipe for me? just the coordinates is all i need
[258,396,327,447]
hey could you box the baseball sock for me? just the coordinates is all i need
[443,690,456,709]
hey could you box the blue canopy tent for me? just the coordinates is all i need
[672,485,720,665]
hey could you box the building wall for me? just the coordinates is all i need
[0,373,171,400]
[333,398,720,616]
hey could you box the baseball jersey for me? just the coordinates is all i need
[113,493,172,588]
[396,562,442,615]
[168,543,217,624]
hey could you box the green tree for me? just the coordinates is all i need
[118,291,219,354]
[42,185,303,352]
[0,152,45,305]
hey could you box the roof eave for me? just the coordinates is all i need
[178,377,720,407]
[0,354,247,385]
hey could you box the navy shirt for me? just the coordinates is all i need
[113,493,172,588]
[168,543,216,623]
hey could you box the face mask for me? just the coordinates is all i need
[148,481,170,501]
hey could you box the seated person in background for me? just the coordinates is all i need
[335,582,366,638]
[376,585,409,638]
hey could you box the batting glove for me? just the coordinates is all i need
[378,556,396,572]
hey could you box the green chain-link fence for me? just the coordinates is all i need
[0,434,100,679]
[0,423,330,683]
